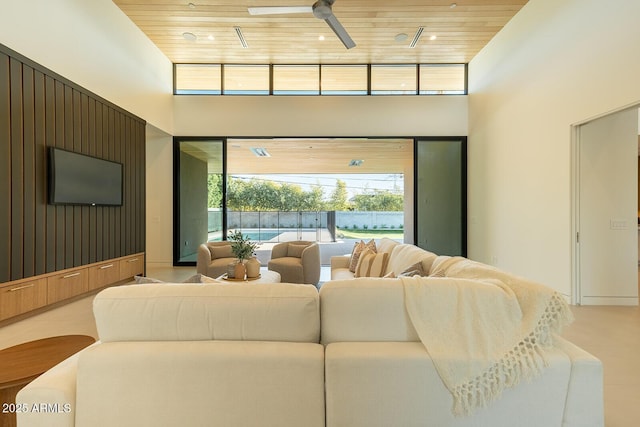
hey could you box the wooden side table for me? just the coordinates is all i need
[0,335,95,427]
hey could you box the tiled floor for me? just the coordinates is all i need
[1,265,639,426]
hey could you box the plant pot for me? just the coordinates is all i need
[227,262,237,278]
[245,257,261,278]
[234,261,246,280]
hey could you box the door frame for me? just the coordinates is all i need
[571,103,640,305]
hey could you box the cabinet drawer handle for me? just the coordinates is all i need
[127,258,139,263]
[9,284,35,292]
[100,264,114,270]
[62,272,81,279]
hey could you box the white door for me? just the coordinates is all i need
[576,108,638,305]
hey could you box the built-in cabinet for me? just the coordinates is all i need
[0,253,144,323]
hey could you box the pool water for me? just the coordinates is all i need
[238,231,281,241]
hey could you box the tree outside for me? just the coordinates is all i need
[209,175,403,212]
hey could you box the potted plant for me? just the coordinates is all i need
[228,231,259,279]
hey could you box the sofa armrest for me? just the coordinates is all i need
[301,244,321,285]
[554,336,604,427]
[330,255,350,270]
[196,244,212,275]
[16,343,98,427]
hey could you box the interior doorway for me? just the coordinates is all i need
[573,106,640,305]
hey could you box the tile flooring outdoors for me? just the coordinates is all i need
[0,265,639,426]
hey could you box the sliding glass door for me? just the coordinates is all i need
[174,139,224,264]
[414,139,466,256]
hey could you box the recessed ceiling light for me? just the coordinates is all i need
[318,35,325,41]
[182,32,197,41]
[430,35,437,41]
[207,34,214,41]
[394,33,408,43]
[349,159,364,167]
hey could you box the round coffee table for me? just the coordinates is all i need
[218,270,281,283]
[0,335,95,427]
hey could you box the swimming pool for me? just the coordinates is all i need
[236,231,281,242]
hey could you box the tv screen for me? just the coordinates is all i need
[48,147,123,206]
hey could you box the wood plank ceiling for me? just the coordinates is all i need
[181,138,415,174]
[119,1,528,175]
[112,0,529,64]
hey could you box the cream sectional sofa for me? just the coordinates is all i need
[17,250,604,427]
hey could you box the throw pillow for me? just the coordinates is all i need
[211,244,234,259]
[287,243,307,258]
[355,250,389,278]
[134,275,164,284]
[354,247,374,277]
[348,241,365,272]
[429,269,446,277]
[348,239,377,273]
[398,262,426,277]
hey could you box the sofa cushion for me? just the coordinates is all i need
[287,243,307,258]
[210,244,234,259]
[319,278,419,345]
[94,283,320,343]
[376,237,400,255]
[324,342,573,427]
[76,341,326,427]
[332,268,356,281]
[386,244,437,277]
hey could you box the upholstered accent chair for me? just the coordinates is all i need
[196,242,236,278]
[268,241,321,285]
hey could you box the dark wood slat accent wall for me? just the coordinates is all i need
[0,44,146,284]
[0,54,10,280]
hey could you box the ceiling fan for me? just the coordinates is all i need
[248,0,356,49]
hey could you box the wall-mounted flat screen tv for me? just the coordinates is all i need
[48,147,123,206]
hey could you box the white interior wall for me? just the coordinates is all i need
[173,95,468,137]
[145,125,174,267]
[0,0,174,134]
[468,0,640,296]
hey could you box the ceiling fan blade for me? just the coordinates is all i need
[324,14,356,49]
[248,6,313,16]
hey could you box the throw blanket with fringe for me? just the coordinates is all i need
[401,260,573,416]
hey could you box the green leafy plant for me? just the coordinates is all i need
[228,231,258,261]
